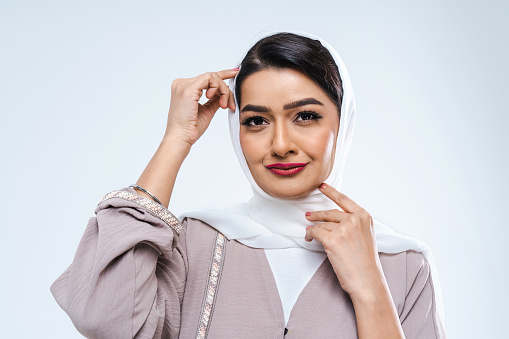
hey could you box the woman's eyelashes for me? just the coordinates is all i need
[240,111,323,127]
[295,111,323,122]
[241,116,268,126]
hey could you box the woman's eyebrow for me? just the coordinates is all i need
[240,98,324,114]
[240,104,270,113]
[283,98,324,110]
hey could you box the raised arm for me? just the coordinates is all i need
[135,69,238,207]
[51,69,238,338]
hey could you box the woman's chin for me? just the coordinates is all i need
[261,186,318,200]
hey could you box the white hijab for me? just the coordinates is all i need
[180,30,445,325]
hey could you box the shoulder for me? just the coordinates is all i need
[396,251,446,337]
[181,217,220,237]
[180,216,223,253]
[377,250,433,314]
[378,250,430,283]
[404,250,431,289]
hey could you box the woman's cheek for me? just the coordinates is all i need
[314,130,337,177]
[240,134,261,169]
[323,132,336,163]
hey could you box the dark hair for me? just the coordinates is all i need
[235,32,343,117]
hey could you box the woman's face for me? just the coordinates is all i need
[239,68,340,199]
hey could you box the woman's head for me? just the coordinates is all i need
[235,33,343,117]
[234,33,345,199]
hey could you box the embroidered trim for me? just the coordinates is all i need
[99,190,183,235]
[196,232,226,339]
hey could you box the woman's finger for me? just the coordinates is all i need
[228,88,236,111]
[202,94,221,114]
[318,183,364,214]
[216,68,240,80]
[309,222,338,232]
[305,209,349,223]
[214,74,232,109]
[205,86,218,99]
[196,72,233,109]
[305,225,330,242]
[193,72,222,91]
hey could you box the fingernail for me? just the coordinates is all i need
[306,226,312,230]
[305,212,312,216]
[319,183,327,189]
[232,67,239,71]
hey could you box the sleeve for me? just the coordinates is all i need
[50,188,188,339]
[400,250,447,339]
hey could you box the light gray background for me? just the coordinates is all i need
[1,0,507,337]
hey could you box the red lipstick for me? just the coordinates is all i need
[266,163,308,176]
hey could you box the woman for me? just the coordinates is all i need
[51,31,446,338]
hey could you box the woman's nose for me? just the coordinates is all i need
[270,123,298,157]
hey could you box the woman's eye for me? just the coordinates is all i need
[295,111,323,122]
[241,116,267,126]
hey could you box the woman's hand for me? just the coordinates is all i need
[135,69,238,207]
[305,183,405,338]
[304,183,384,299]
[165,69,239,146]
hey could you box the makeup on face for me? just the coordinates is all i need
[265,162,308,176]
[239,68,339,199]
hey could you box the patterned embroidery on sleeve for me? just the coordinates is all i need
[99,190,183,235]
[196,232,226,339]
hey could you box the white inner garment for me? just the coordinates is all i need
[264,247,327,325]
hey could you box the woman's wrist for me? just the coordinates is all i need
[161,131,193,155]
[349,279,389,307]
[135,132,193,208]
[350,278,405,339]
[348,264,391,304]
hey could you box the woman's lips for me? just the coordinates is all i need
[266,163,308,176]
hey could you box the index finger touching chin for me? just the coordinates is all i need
[318,183,364,214]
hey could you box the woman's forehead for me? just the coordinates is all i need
[238,68,335,109]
